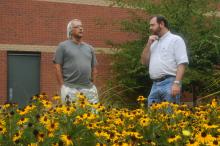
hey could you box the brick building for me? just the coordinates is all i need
[1,0,219,106]
[0,0,135,105]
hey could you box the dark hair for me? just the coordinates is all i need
[150,15,169,29]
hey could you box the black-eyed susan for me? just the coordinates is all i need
[139,117,150,127]
[41,100,52,109]
[167,135,181,143]
[26,104,36,111]
[129,131,143,139]
[195,131,214,144]
[52,143,59,146]
[203,122,218,129]
[186,139,199,146]
[62,106,75,116]
[46,120,59,132]
[137,96,146,102]
[13,131,23,143]
[47,130,55,138]
[39,115,50,125]
[17,117,29,125]
[52,94,61,101]
[0,125,7,134]
[17,108,29,116]
[60,134,73,146]
[37,132,45,142]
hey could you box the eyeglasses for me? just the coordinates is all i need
[73,25,83,29]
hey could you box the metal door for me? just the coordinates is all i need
[8,52,40,107]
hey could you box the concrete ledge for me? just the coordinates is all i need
[36,0,113,7]
[0,44,115,54]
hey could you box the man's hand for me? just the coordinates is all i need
[171,83,181,97]
[147,35,158,45]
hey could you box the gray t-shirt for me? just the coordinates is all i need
[53,40,97,88]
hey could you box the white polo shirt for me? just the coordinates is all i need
[149,31,189,79]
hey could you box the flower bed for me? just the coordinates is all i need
[0,94,219,146]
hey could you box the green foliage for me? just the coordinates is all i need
[107,0,220,102]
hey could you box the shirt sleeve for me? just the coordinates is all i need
[174,37,189,65]
[53,43,64,65]
[90,46,97,68]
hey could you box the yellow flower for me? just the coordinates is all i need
[17,117,29,125]
[62,106,75,116]
[195,132,214,144]
[83,112,97,120]
[2,103,10,109]
[186,140,199,146]
[128,132,143,139]
[26,104,36,111]
[96,143,107,146]
[28,143,38,146]
[60,134,73,146]
[112,143,131,146]
[137,96,146,102]
[37,132,45,142]
[52,94,61,101]
[0,125,7,134]
[87,123,97,129]
[17,108,29,115]
[41,100,52,109]
[203,123,218,129]
[46,120,59,132]
[13,131,23,142]
[95,130,110,139]
[0,120,6,126]
[39,115,50,125]
[182,130,191,136]
[92,103,105,112]
[139,117,150,127]
[52,143,59,146]
[114,118,124,125]
[168,135,181,143]
[211,98,217,108]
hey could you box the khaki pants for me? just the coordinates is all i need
[61,85,99,104]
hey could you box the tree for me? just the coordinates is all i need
[106,0,220,106]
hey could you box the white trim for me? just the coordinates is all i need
[35,0,113,7]
[0,44,115,54]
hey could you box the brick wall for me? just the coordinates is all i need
[0,0,136,47]
[0,51,7,104]
[0,0,134,104]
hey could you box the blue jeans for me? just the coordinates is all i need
[148,77,180,106]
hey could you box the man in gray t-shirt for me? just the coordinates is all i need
[53,19,99,104]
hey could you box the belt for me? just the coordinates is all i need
[152,75,175,82]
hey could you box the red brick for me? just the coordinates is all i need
[0,51,7,104]
[0,0,137,47]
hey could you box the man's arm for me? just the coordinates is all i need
[141,35,158,65]
[171,63,187,97]
[141,43,151,65]
[91,67,98,83]
[54,64,64,88]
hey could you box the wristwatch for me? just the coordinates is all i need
[173,80,181,85]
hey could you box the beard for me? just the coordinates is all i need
[151,26,161,36]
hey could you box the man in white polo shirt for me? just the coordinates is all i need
[141,15,189,106]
